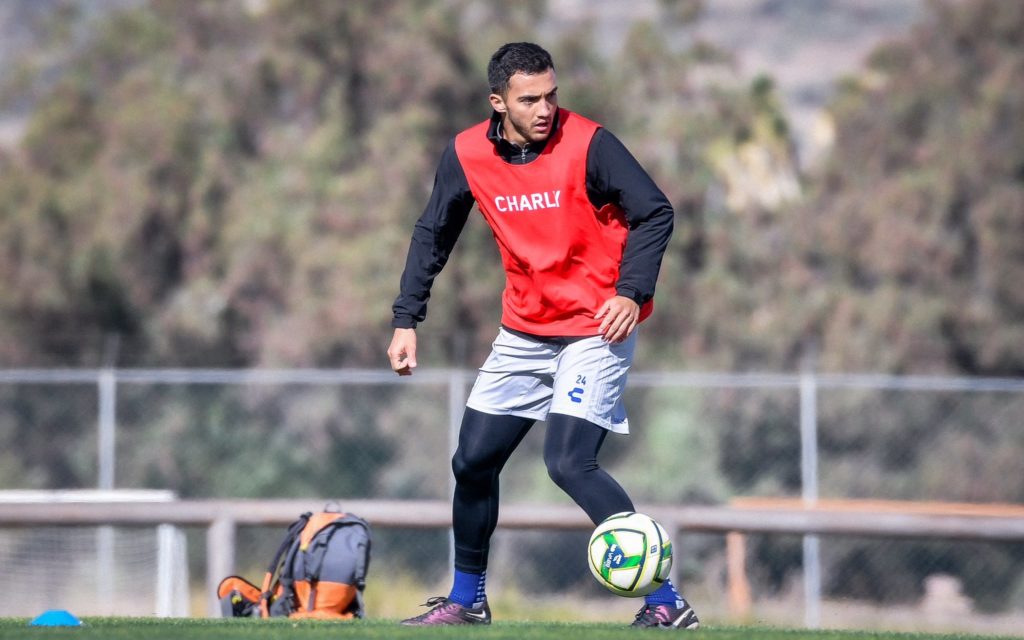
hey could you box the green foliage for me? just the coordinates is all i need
[2,0,1021,375]
[794,0,1024,376]
[107,382,452,499]
[0,0,487,367]
[616,388,729,503]
[0,384,98,488]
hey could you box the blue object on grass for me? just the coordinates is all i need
[29,609,83,626]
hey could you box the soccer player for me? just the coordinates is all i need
[387,42,699,630]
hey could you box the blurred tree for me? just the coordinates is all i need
[0,1,512,368]
[3,0,1020,374]
[791,0,1024,376]
[724,2,1024,607]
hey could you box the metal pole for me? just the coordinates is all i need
[96,369,118,614]
[98,369,116,490]
[95,525,115,614]
[156,524,175,617]
[800,371,821,628]
[447,370,468,575]
[448,370,467,492]
[207,517,236,617]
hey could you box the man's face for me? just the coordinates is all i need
[489,68,558,147]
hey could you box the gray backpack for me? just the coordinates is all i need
[218,507,371,619]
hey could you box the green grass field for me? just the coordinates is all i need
[0,618,1018,640]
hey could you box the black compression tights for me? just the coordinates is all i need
[451,408,635,572]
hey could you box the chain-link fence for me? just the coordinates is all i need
[0,369,1022,633]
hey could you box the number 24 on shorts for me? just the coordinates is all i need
[568,375,586,403]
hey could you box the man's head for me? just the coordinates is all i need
[487,42,553,97]
[487,42,558,146]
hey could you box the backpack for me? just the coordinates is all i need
[217,506,371,620]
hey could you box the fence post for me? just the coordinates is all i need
[156,524,176,617]
[207,516,236,617]
[726,531,752,620]
[447,370,468,575]
[96,369,118,614]
[448,370,467,491]
[800,370,821,628]
[97,368,117,490]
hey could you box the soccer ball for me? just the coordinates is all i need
[587,511,672,597]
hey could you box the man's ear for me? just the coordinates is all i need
[489,93,506,114]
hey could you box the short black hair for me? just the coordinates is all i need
[487,42,554,96]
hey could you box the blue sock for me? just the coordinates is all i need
[645,578,685,608]
[448,569,486,608]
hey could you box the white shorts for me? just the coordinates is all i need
[465,327,637,434]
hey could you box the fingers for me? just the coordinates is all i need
[601,309,637,343]
[389,353,414,375]
[387,329,417,376]
[597,296,640,343]
[596,300,614,334]
[391,356,413,376]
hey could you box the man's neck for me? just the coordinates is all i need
[498,117,530,149]
[486,110,559,164]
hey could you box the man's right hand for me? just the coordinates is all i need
[387,328,418,376]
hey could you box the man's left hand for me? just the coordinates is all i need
[595,295,640,343]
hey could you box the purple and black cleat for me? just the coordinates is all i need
[631,601,700,630]
[400,596,491,626]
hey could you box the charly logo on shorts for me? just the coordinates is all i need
[568,375,586,403]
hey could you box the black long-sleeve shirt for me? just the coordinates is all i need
[392,112,674,332]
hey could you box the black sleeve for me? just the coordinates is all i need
[586,128,674,305]
[391,139,476,328]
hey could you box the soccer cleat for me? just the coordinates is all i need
[400,596,491,626]
[631,601,700,630]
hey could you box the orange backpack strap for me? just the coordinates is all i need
[218,575,261,602]
[217,575,262,617]
[259,512,312,618]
